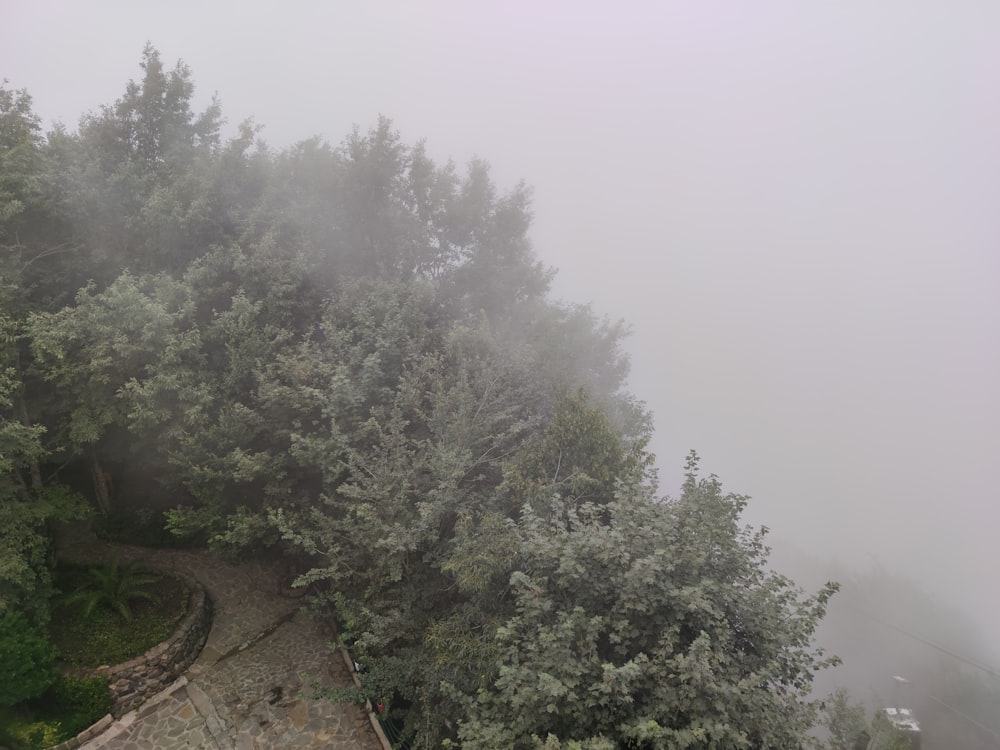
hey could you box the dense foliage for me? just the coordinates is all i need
[449,460,838,748]
[0,49,840,747]
[0,674,111,749]
[62,557,160,621]
[0,611,56,707]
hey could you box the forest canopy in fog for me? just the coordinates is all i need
[7,46,956,748]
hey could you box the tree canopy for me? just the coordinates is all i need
[0,51,839,748]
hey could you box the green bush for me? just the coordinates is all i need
[63,557,160,621]
[36,674,112,736]
[0,611,57,707]
[3,675,111,750]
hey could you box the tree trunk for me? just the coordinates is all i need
[91,451,112,513]
[15,396,43,490]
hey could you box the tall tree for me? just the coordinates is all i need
[0,86,87,621]
[27,272,184,512]
[64,44,223,276]
[455,454,839,749]
[0,84,43,235]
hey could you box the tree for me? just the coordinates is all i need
[502,389,633,513]
[62,44,223,277]
[0,268,87,622]
[273,320,640,745]
[440,160,551,316]
[822,688,869,750]
[455,454,839,749]
[0,83,44,234]
[28,272,184,513]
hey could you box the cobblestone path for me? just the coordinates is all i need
[62,540,383,750]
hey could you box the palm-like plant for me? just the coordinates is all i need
[65,558,161,622]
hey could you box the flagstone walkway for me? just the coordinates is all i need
[59,537,383,750]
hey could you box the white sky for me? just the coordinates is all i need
[3,1,999,657]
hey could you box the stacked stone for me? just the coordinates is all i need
[100,577,213,717]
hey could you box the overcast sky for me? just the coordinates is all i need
[4,2,999,658]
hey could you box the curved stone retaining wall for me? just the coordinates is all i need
[98,573,213,717]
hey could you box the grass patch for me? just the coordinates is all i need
[51,562,190,668]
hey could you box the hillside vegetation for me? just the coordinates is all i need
[1,48,838,748]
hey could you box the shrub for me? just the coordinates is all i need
[0,610,57,707]
[63,557,160,621]
[35,674,112,736]
[4,675,111,750]
[5,717,63,750]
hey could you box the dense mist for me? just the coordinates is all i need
[3,2,998,747]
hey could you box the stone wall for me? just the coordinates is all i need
[99,573,213,717]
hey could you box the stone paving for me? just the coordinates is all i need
[61,538,383,750]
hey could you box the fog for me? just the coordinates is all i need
[5,0,998,694]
